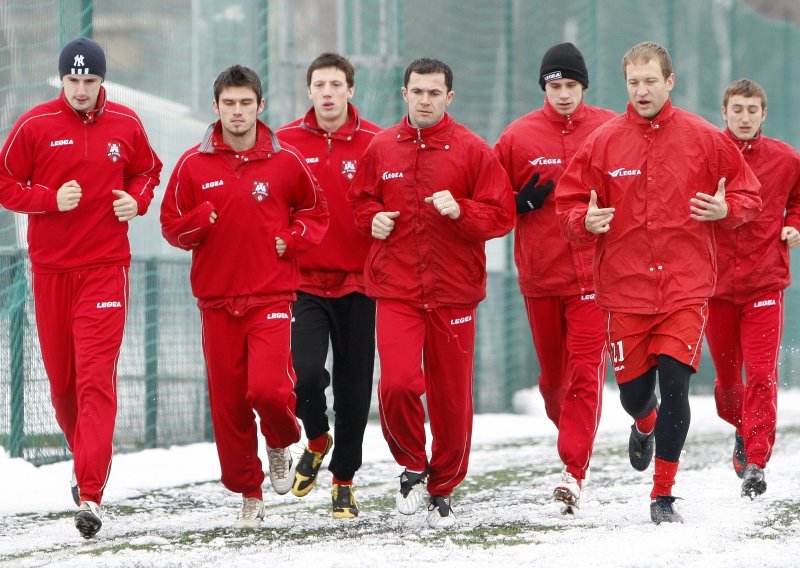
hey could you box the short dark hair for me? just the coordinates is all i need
[723,78,767,109]
[306,52,355,88]
[213,65,263,102]
[403,58,453,92]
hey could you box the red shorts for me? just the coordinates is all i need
[605,302,707,384]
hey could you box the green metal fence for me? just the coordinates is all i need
[1,0,800,464]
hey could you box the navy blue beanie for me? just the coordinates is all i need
[59,37,106,80]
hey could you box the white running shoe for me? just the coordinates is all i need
[234,497,266,529]
[74,501,102,538]
[553,469,581,514]
[426,495,456,529]
[267,446,294,495]
[396,469,427,515]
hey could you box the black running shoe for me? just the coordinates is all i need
[629,424,655,471]
[733,433,746,479]
[292,433,333,497]
[331,483,359,519]
[74,501,103,538]
[741,464,766,499]
[650,495,683,524]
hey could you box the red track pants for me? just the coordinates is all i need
[525,295,607,480]
[33,266,129,505]
[200,301,301,495]
[376,299,476,497]
[706,291,783,468]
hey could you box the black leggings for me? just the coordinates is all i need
[618,355,692,462]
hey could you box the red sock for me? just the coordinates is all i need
[635,408,657,435]
[308,433,330,453]
[243,487,263,500]
[651,458,679,499]
[333,476,352,486]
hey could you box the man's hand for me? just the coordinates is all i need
[112,190,139,222]
[210,211,218,224]
[782,225,800,249]
[690,177,728,221]
[424,190,461,219]
[584,189,614,234]
[57,180,82,211]
[515,172,555,214]
[275,236,286,257]
[372,211,400,239]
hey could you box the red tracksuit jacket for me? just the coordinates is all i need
[348,113,515,309]
[713,128,800,304]
[493,99,616,297]
[556,100,762,314]
[160,120,328,302]
[0,88,162,272]
[276,104,381,297]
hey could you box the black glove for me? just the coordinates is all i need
[515,172,555,214]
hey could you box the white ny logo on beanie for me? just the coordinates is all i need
[73,55,85,67]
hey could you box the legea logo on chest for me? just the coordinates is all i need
[608,167,642,178]
[381,171,404,181]
[50,139,74,147]
[529,157,562,166]
[201,180,224,190]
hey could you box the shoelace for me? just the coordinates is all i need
[240,498,261,519]
[428,496,451,516]
[79,501,102,517]
[268,448,289,478]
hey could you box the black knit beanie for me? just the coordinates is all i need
[59,37,106,80]
[539,42,588,90]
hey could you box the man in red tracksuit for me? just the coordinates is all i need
[493,42,615,513]
[706,78,800,499]
[348,58,515,530]
[0,37,161,538]
[276,52,381,519]
[160,65,328,529]
[556,42,761,524]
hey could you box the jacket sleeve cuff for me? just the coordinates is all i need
[275,228,297,259]
[131,192,150,217]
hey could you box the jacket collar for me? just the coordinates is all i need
[59,86,107,123]
[396,112,453,146]
[300,102,361,140]
[199,120,281,157]
[724,126,763,154]
[542,98,587,132]
[626,98,675,129]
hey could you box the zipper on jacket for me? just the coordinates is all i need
[83,121,89,161]
[416,128,423,143]
[327,133,333,153]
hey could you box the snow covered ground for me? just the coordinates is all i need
[2,388,800,567]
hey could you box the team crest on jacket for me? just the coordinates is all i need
[107,142,122,163]
[251,180,269,202]
[341,159,357,179]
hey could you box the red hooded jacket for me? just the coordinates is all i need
[494,99,616,297]
[276,103,381,297]
[160,121,329,303]
[0,88,162,272]
[348,113,515,309]
[713,128,800,303]
[556,100,762,314]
